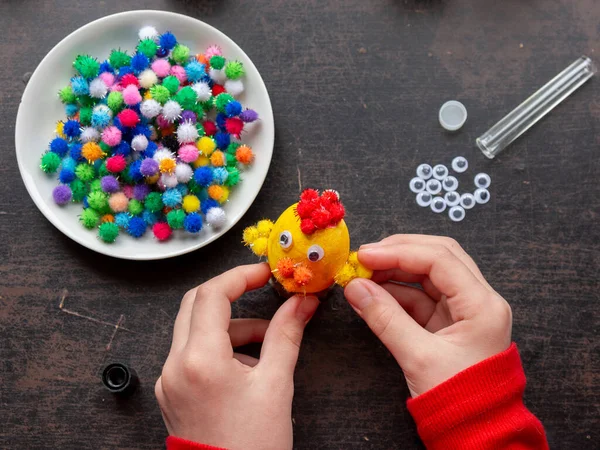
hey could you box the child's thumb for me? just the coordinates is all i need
[345,278,431,365]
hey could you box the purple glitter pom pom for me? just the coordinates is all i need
[101,175,120,193]
[239,109,258,123]
[140,158,159,176]
[133,183,150,201]
[181,110,197,123]
[53,185,72,205]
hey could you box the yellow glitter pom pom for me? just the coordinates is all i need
[192,155,210,168]
[55,121,66,138]
[143,90,153,100]
[81,142,104,162]
[334,263,357,288]
[159,158,176,174]
[251,237,269,257]
[210,151,225,167]
[355,264,373,279]
[182,194,200,213]
[197,136,216,156]
[257,219,274,237]
[146,174,160,184]
[348,251,359,265]
[243,226,259,245]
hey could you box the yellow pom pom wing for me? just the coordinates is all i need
[243,219,275,257]
[334,251,373,287]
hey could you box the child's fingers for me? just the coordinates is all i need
[229,318,270,348]
[345,278,432,365]
[257,295,319,381]
[187,264,272,358]
[170,287,197,354]
[358,244,488,300]
[371,268,425,284]
[380,282,438,327]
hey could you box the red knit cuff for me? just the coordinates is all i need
[166,436,227,450]
[407,343,548,449]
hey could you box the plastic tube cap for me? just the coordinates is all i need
[439,101,467,131]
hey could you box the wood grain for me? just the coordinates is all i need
[1,0,598,448]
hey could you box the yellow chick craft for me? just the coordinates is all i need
[243,189,372,294]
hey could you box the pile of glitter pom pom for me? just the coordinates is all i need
[39,26,259,243]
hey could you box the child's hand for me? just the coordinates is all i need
[155,263,320,450]
[344,235,512,397]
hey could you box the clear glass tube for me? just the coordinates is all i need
[477,56,597,159]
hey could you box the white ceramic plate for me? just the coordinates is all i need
[15,10,274,260]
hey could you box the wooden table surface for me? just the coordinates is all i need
[1,0,598,448]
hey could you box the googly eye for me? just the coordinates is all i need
[451,156,468,173]
[432,164,449,180]
[416,192,432,207]
[449,206,466,222]
[409,177,426,193]
[444,191,460,207]
[279,231,293,249]
[460,193,476,209]
[474,188,490,204]
[307,245,324,262]
[426,179,442,195]
[442,176,459,192]
[474,173,491,189]
[416,164,433,180]
[430,197,447,213]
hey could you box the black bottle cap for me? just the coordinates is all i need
[102,363,139,396]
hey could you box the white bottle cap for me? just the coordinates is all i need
[439,101,467,131]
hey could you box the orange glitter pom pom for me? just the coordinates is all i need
[277,257,295,278]
[293,265,313,286]
[159,158,176,174]
[235,145,254,164]
[81,142,104,162]
[100,214,115,223]
[207,185,224,201]
[210,150,225,167]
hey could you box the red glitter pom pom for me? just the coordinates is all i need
[153,222,172,241]
[120,73,140,88]
[321,189,339,205]
[311,208,331,229]
[118,109,140,127]
[329,202,345,222]
[296,200,317,219]
[300,218,315,234]
[203,121,217,136]
[212,84,226,96]
[225,117,244,137]
[300,189,319,203]
[106,155,127,173]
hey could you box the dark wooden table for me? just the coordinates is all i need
[1,0,599,448]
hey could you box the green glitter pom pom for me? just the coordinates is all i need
[162,75,180,95]
[167,209,186,229]
[144,192,163,213]
[150,85,171,105]
[74,55,100,79]
[59,86,77,104]
[195,122,205,137]
[80,208,100,229]
[187,179,202,195]
[120,169,133,185]
[174,86,196,110]
[89,179,102,192]
[210,55,225,70]
[225,167,240,187]
[70,179,89,202]
[226,142,240,155]
[88,191,108,211]
[128,199,144,216]
[78,95,96,108]
[107,91,124,113]
[79,106,92,125]
[109,49,131,69]
[225,153,237,167]
[215,93,234,113]
[171,44,190,65]
[224,61,245,80]
[98,162,110,177]
[40,152,61,173]
[98,222,119,243]
[99,142,112,154]
[75,163,96,182]
[138,38,158,59]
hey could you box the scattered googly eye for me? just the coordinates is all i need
[426,179,442,195]
[409,177,426,193]
[432,164,449,180]
[416,192,432,207]
[442,176,459,192]
[460,193,476,209]
[449,206,466,222]
[416,164,433,180]
[451,156,468,173]
[474,173,491,189]
[279,231,293,249]
[307,245,325,262]
[430,197,447,213]
[444,191,460,207]
[474,188,491,204]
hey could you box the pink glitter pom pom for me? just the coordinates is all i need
[156,114,170,129]
[178,144,199,163]
[101,126,122,146]
[205,45,222,58]
[170,65,187,83]
[99,72,115,87]
[151,59,171,78]
[122,185,134,199]
[122,85,142,106]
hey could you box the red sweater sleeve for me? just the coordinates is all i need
[166,436,227,450]
[407,343,548,450]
